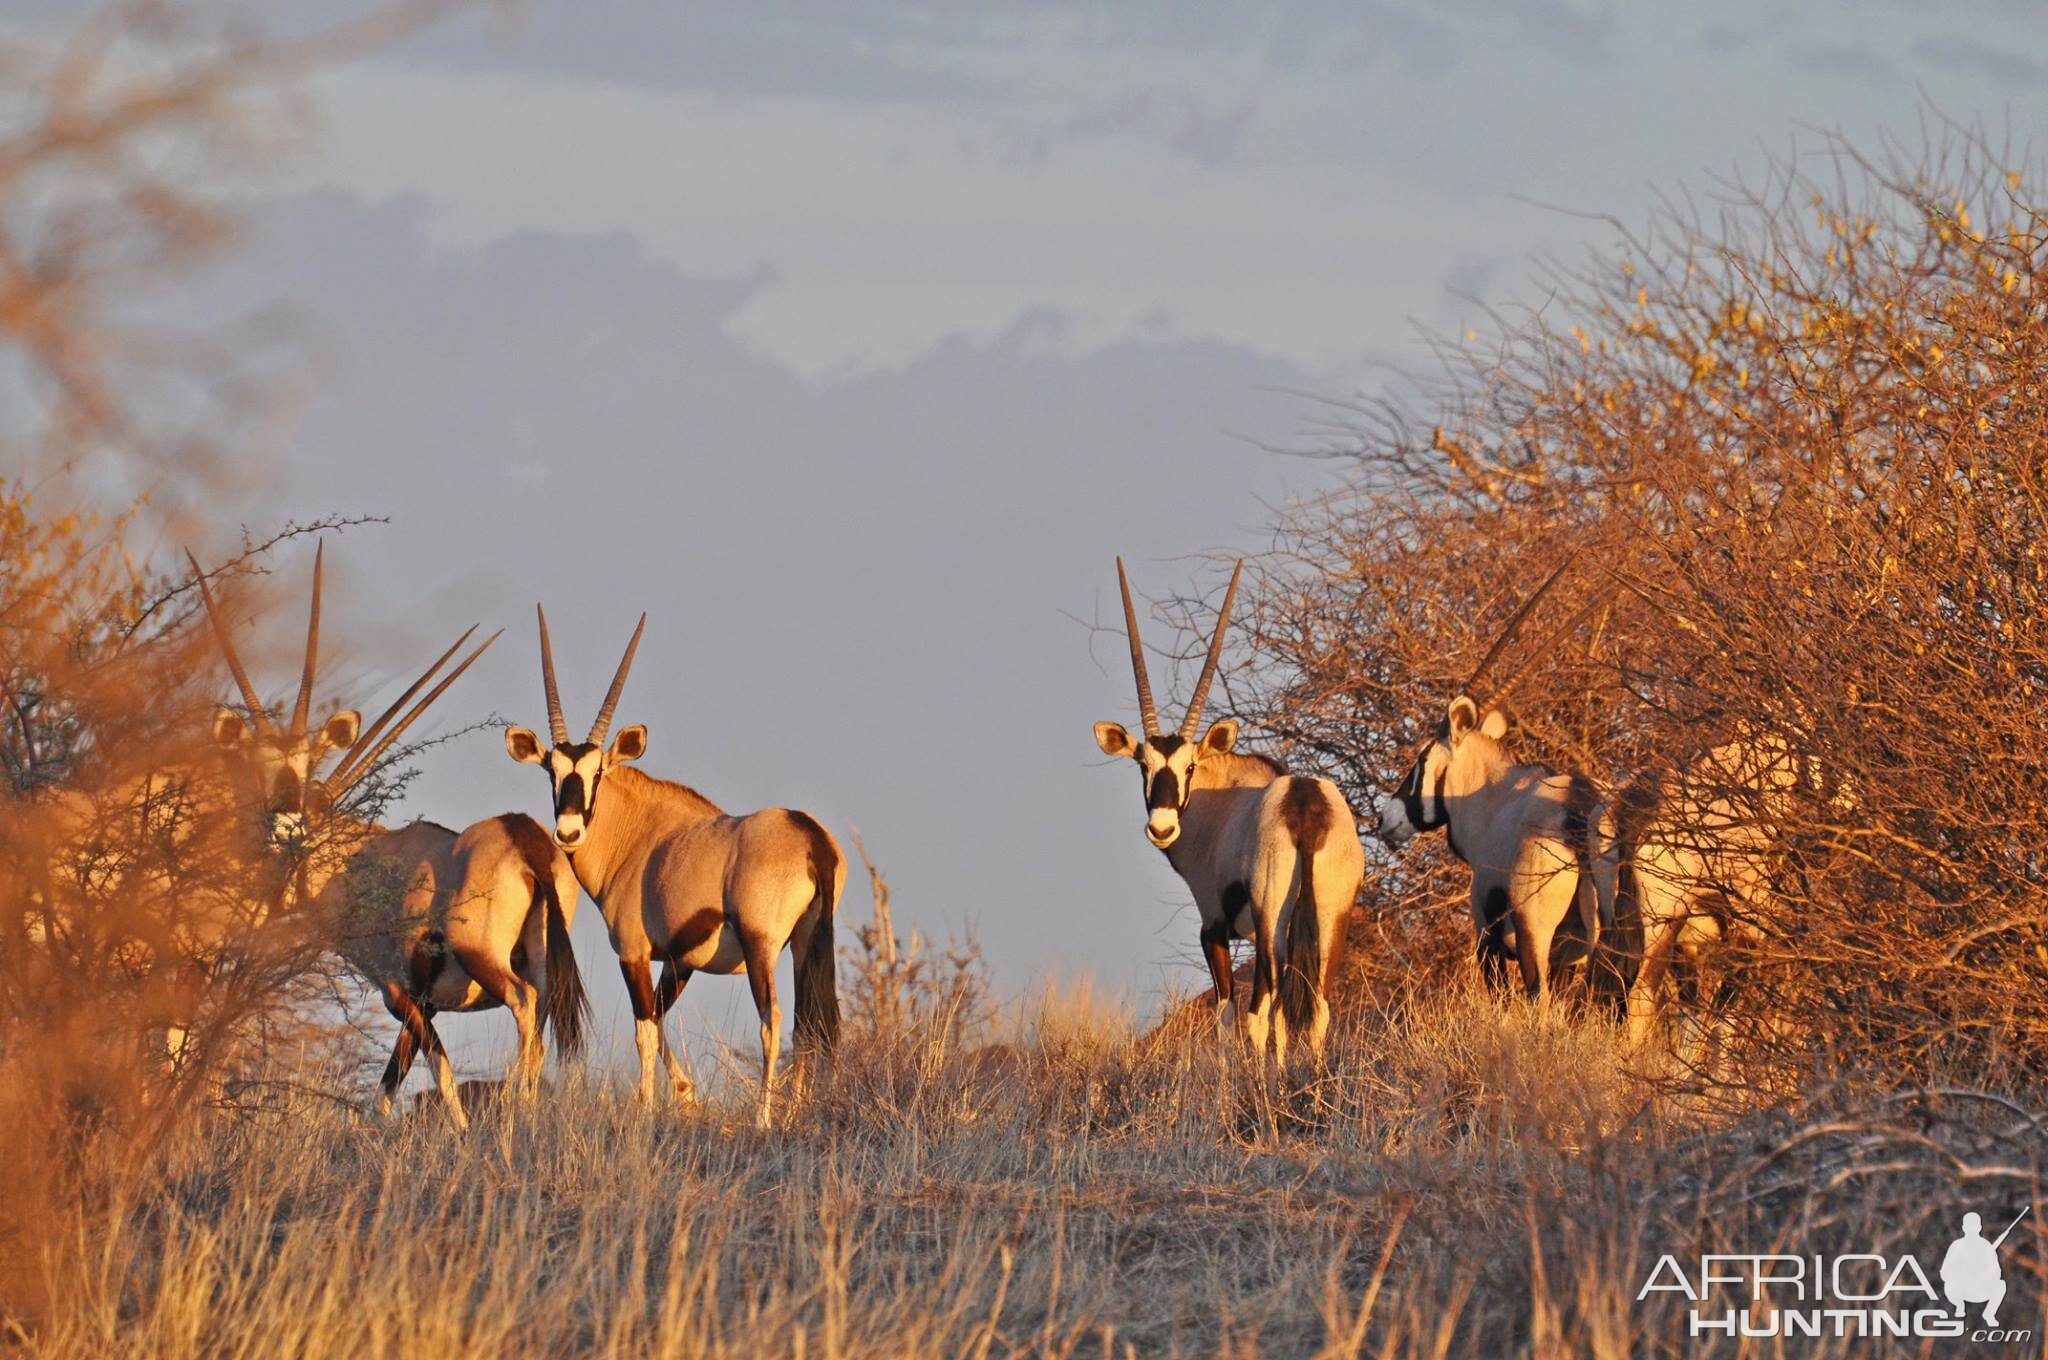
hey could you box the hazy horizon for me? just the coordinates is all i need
[91,0,2048,1073]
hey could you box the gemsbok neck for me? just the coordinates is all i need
[564,764,725,902]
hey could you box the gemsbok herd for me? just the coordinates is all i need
[152,543,1824,1126]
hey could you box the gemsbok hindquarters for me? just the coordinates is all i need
[1373,565,1606,1005]
[505,608,842,1124]
[1092,559,1363,1070]
[191,546,589,1130]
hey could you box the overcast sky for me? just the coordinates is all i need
[130,0,2048,1075]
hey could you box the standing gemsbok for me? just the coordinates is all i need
[190,546,589,1129]
[505,608,842,1124]
[1092,559,1363,1069]
[1374,564,1608,1004]
[1591,724,1845,1052]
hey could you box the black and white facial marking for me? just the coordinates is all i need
[506,723,647,850]
[1376,696,1512,849]
[1093,718,1239,850]
[1376,728,1451,848]
[214,706,359,846]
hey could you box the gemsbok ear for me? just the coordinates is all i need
[1094,722,1136,758]
[505,726,546,764]
[322,709,362,751]
[1447,695,1480,742]
[212,708,249,749]
[1198,719,1239,756]
[1480,706,1513,742]
[607,724,648,764]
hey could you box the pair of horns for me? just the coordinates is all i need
[187,543,325,740]
[536,604,644,748]
[1116,557,1242,742]
[187,543,500,798]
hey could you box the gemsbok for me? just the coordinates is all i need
[191,546,589,1129]
[1592,724,1841,1052]
[1092,559,1363,1069]
[505,608,842,1124]
[1374,565,1608,1004]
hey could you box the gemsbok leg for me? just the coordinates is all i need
[653,961,697,1102]
[379,981,466,1131]
[1509,839,1582,1005]
[619,957,666,1107]
[741,929,784,1127]
[452,943,545,1100]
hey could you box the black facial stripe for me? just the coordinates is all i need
[1395,747,1447,830]
[1147,767,1182,811]
[557,771,587,818]
[272,767,302,812]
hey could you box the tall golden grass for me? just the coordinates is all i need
[12,965,2044,1358]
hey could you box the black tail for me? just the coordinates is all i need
[790,812,841,1055]
[1563,773,1620,1000]
[537,872,590,1061]
[1277,781,1331,1036]
[1606,776,1659,998]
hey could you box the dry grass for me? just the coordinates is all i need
[13,983,2044,1359]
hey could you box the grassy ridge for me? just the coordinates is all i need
[21,984,2041,1358]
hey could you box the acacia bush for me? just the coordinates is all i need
[0,2,468,1329]
[1224,128,2048,1093]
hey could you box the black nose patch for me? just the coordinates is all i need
[1148,767,1181,810]
[557,771,587,818]
[272,767,301,812]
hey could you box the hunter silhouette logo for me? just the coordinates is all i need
[1638,1205,2036,1342]
[1942,1209,2027,1326]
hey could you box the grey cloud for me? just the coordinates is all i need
[1783,38,1901,85]
[1006,87,1259,170]
[1911,34,2048,86]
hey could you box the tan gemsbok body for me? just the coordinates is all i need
[192,547,589,1130]
[1591,727,1834,1050]
[1092,560,1363,1069]
[506,609,842,1124]
[1374,566,1608,1004]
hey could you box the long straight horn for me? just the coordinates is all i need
[1116,557,1161,736]
[1461,558,1571,693]
[324,624,479,791]
[588,612,646,746]
[536,603,569,746]
[325,629,503,799]
[291,540,324,736]
[1487,595,1606,707]
[1180,559,1243,741]
[185,549,273,734]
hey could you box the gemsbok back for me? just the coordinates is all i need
[1092,559,1363,1070]
[505,608,843,1124]
[1374,564,1608,1004]
[192,545,589,1129]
